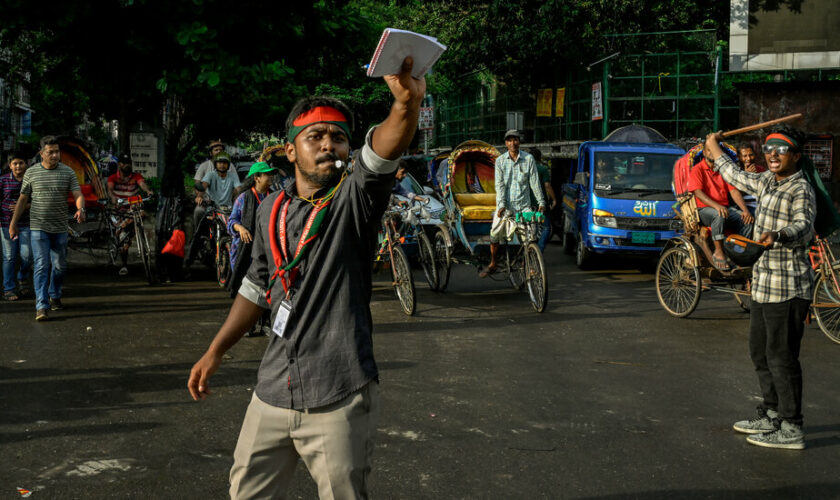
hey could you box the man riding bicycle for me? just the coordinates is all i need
[107,153,154,276]
[186,153,241,269]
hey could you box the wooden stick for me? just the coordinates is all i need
[722,113,803,137]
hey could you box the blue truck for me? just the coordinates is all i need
[560,140,686,268]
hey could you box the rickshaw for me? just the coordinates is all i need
[655,143,840,345]
[432,140,548,312]
[62,137,113,259]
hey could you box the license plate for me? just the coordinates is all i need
[630,232,655,244]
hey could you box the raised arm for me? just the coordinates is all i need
[371,57,426,161]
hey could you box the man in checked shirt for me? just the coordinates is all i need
[704,127,816,450]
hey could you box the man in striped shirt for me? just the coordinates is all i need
[705,128,816,450]
[10,136,85,321]
[107,153,153,276]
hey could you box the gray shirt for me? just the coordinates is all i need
[238,128,398,409]
[195,158,241,185]
[202,170,240,207]
[20,163,81,233]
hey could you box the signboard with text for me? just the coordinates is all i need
[536,89,553,117]
[591,82,603,121]
[555,88,566,117]
[419,106,434,130]
[129,132,159,178]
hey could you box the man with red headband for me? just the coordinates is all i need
[188,57,425,497]
[705,127,816,450]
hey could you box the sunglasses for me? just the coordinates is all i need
[762,144,791,155]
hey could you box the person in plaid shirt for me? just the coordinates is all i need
[481,129,545,277]
[705,127,816,450]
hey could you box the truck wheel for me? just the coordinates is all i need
[576,232,592,269]
[561,216,575,255]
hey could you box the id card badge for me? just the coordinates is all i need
[272,299,293,338]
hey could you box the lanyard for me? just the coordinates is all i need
[266,190,334,303]
[251,187,263,205]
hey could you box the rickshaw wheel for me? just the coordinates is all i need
[734,282,751,312]
[812,266,840,345]
[417,231,438,291]
[433,226,452,292]
[507,245,526,290]
[525,242,547,313]
[392,246,416,316]
[655,246,701,317]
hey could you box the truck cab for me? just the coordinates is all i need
[561,141,685,268]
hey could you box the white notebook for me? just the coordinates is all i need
[366,28,447,78]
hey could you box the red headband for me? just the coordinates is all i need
[292,106,347,127]
[765,133,796,147]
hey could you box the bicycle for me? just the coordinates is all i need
[185,200,232,287]
[375,204,417,316]
[111,194,155,284]
[809,235,840,344]
[494,211,548,313]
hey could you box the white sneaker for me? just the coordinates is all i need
[119,267,129,276]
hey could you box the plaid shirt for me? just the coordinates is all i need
[714,155,816,303]
[495,150,545,213]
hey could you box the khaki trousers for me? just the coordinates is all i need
[229,383,380,500]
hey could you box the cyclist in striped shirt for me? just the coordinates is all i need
[107,153,154,276]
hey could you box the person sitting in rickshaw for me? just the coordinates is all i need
[687,141,754,270]
[392,162,426,205]
[465,162,485,193]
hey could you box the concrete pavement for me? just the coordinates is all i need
[1,243,839,499]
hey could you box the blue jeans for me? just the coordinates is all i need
[698,206,754,241]
[1,226,32,292]
[538,211,552,252]
[30,230,69,310]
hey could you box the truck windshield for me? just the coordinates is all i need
[593,152,680,194]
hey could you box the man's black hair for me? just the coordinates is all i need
[530,148,543,163]
[8,150,26,161]
[767,124,808,153]
[284,96,355,140]
[737,141,755,152]
[40,135,59,150]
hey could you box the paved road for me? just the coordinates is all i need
[1,243,839,499]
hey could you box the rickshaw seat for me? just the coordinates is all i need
[455,193,497,221]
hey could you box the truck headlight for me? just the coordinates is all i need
[669,219,683,231]
[593,209,617,229]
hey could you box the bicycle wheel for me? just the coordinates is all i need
[216,236,231,288]
[433,226,452,292]
[416,230,438,290]
[525,242,547,312]
[812,268,840,344]
[391,245,416,316]
[134,221,154,285]
[135,221,154,285]
[507,245,525,290]
[655,246,701,317]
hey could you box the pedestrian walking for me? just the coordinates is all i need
[188,57,425,498]
[9,136,85,321]
[705,127,826,450]
[0,151,32,300]
[529,148,557,252]
[226,161,276,336]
